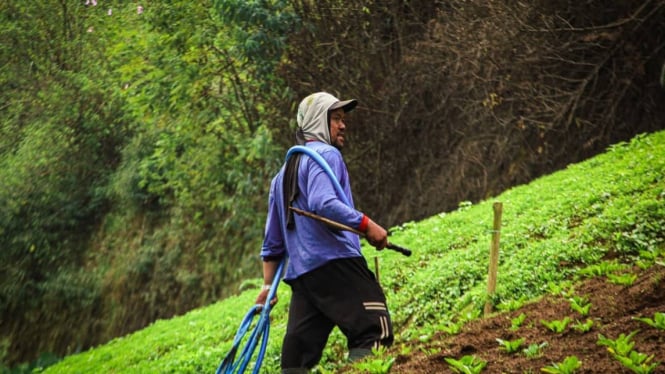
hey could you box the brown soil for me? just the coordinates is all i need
[389,265,665,373]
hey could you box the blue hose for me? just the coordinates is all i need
[215,260,284,374]
[285,146,350,206]
[216,145,347,373]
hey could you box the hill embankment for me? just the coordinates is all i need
[42,130,665,373]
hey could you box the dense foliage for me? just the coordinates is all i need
[1,0,664,368]
[40,129,665,373]
[277,0,665,225]
[1,0,289,366]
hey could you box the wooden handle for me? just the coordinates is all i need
[289,207,412,257]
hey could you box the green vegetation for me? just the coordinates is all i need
[614,351,660,374]
[607,272,638,286]
[541,356,582,374]
[571,319,594,333]
[496,337,525,354]
[578,260,630,278]
[1,1,291,365]
[3,0,664,368]
[36,129,665,372]
[445,355,487,374]
[351,347,395,374]
[598,331,661,374]
[510,313,527,331]
[523,342,548,359]
[568,296,591,316]
[634,312,665,330]
[597,331,640,357]
[541,317,572,334]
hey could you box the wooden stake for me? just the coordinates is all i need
[484,202,503,316]
[374,256,380,286]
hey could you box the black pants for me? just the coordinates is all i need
[281,257,394,369]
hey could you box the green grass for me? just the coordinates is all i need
[37,288,291,373]
[40,130,665,373]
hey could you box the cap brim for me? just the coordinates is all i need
[329,99,358,112]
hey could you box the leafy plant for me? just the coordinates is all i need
[523,342,548,359]
[597,331,640,357]
[633,312,665,330]
[418,346,442,356]
[541,317,571,333]
[547,281,575,298]
[572,319,594,333]
[352,350,396,374]
[398,345,413,356]
[496,337,525,354]
[568,296,591,316]
[445,355,488,374]
[613,350,660,374]
[607,273,638,286]
[579,260,629,278]
[541,356,582,373]
[636,248,663,269]
[458,308,482,323]
[497,296,530,312]
[510,313,527,331]
[598,330,661,373]
[436,320,464,335]
[418,332,433,343]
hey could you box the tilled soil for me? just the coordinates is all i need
[389,265,665,373]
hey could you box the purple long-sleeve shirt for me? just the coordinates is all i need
[260,141,367,281]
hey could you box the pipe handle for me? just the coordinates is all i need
[386,242,412,257]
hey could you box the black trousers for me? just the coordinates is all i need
[281,257,394,369]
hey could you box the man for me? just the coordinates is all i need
[256,92,394,373]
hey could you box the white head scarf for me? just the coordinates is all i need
[296,92,357,145]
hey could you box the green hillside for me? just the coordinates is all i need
[3,3,663,367]
[39,129,665,373]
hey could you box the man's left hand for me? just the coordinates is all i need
[365,218,388,250]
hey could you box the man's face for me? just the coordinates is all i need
[329,108,347,149]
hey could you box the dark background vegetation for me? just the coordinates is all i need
[1,0,663,368]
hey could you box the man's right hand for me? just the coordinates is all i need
[255,286,278,310]
[365,218,388,250]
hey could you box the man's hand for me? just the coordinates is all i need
[257,260,281,309]
[365,218,388,250]
[255,286,278,310]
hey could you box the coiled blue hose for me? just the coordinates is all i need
[216,145,347,373]
[215,259,284,374]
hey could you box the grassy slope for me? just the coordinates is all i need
[41,130,665,373]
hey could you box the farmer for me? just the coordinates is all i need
[256,92,394,373]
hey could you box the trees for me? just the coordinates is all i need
[1,0,289,365]
[2,0,664,367]
[1,1,129,363]
[278,0,665,226]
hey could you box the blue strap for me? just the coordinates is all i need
[285,145,349,206]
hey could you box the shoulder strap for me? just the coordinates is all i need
[283,153,302,229]
[283,146,350,228]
